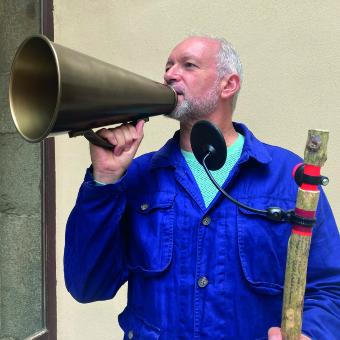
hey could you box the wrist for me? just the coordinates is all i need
[92,169,125,184]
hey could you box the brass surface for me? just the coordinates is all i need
[9,35,177,143]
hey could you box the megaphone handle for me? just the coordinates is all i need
[68,118,149,149]
[85,129,116,149]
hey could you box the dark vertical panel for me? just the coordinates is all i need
[41,138,56,340]
[43,0,54,41]
[42,0,57,339]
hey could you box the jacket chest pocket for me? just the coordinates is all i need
[126,189,176,276]
[237,195,295,295]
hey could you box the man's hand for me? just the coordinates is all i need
[90,120,145,184]
[268,327,311,340]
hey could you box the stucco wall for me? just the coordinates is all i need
[0,1,45,338]
[54,1,340,339]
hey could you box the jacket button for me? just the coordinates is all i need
[197,276,208,288]
[128,330,134,339]
[201,216,211,226]
[141,203,149,211]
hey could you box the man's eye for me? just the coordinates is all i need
[185,63,196,68]
[165,67,171,72]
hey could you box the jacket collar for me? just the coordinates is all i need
[149,122,272,171]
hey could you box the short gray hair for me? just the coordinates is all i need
[188,32,243,113]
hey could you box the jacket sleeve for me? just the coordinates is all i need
[301,188,340,339]
[64,167,129,303]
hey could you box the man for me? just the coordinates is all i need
[64,35,340,339]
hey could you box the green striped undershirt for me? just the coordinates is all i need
[181,133,244,208]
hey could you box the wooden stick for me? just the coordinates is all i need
[281,129,329,340]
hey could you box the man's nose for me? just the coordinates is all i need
[164,65,180,84]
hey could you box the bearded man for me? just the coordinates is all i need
[64,35,340,340]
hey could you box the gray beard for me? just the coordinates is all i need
[166,80,220,123]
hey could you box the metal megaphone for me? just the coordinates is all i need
[9,35,177,148]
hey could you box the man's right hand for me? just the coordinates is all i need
[90,120,145,184]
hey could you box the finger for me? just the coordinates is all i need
[95,128,118,146]
[119,124,134,151]
[126,119,145,153]
[111,128,126,156]
[124,123,138,141]
[268,327,282,340]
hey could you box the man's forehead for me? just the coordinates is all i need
[167,37,220,64]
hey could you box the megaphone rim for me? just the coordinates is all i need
[9,34,62,143]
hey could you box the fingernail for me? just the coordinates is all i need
[113,138,118,145]
[132,133,137,140]
[269,336,278,340]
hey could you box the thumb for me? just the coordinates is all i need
[135,119,145,136]
[268,327,283,340]
[129,119,145,153]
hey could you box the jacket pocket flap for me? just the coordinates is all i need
[125,190,176,275]
[237,196,295,294]
[118,306,161,340]
[127,190,176,213]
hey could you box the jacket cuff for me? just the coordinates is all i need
[81,166,127,196]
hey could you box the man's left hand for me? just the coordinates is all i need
[268,327,312,340]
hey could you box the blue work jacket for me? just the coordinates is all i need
[64,123,340,340]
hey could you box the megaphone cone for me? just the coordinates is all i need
[9,34,177,144]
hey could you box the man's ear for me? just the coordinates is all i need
[220,74,240,100]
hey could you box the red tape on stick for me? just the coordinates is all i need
[292,207,316,236]
[292,225,313,236]
[295,208,316,218]
[301,164,321,191]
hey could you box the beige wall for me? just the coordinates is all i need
[54,1,340,339]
